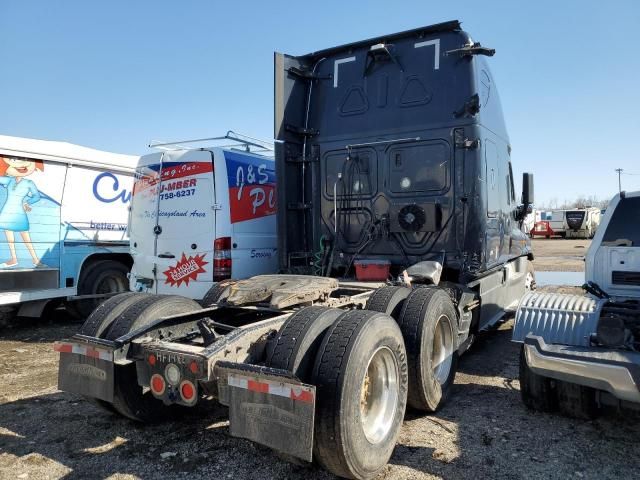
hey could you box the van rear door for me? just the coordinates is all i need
[130,150,215,298]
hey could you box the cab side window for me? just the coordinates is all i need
[485,140,501,217]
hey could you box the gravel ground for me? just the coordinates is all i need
[1,241,639,480]
[530,238,589,272]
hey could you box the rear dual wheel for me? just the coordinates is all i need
[312,310,408,479]
[397,288,458,412]
[266,307,408,479]
[79,293,202,422]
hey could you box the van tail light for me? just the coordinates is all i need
[213,236,232,281]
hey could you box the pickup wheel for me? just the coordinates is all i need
[397,287,458,412]
[365,286,411,320]
[106,295,202,422]
[519,345,557,412]
[556,380,598,420]
[67,260,130,320]
[265,306,342,381]
[312,310,407,480]
[202,279,236,306]
[78,292,148,414]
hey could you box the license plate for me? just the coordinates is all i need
[55,341,115,402]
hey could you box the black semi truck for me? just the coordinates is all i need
[56,20,534,479]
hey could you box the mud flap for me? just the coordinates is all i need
[55,340,115,402]
[215,361,315,462]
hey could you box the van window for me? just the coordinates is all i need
[602,197,640,246]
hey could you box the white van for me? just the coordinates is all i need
[129,133,278,300]
[0,134,137,319]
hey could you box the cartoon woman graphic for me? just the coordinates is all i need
[0,156,45,267]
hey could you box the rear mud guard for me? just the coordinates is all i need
[215,361,316,462]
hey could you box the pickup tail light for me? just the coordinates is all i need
[213,236,232,281]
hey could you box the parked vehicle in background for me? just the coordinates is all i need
[129,132,277,301]
[564,206,601,239]
[0,135,137,320]
[57,21,535,479]
[531,209,566,238]
[521,208,540,237]
[514,190,640,418]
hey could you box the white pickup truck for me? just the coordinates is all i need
[513,191,640,418]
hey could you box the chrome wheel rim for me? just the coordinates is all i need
[360,346,399,444]
[432,314,454,385]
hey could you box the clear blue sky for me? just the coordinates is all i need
[1,1,638,205]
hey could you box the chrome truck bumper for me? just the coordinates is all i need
[523,335,640,404]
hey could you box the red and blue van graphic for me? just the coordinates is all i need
[224,150,276,224]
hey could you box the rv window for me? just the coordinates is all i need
[602,197,640,246]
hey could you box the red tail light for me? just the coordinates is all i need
[180,380,197,404]
[213,236,232,281]
[150,374,166,396]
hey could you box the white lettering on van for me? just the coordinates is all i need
[236,163,269,201]
[250,188,265,214]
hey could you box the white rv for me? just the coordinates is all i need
[129,133,278,300]
[0,135,137,319]
[564,207,601,239]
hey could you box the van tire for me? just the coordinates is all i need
[365,286,411,320]
[265,306,342,381]
[202,280,236,306]
[312,310,408,480]
[106,295,202,422]
[519,345,557,413]
[397,287,458,412]
[67,260,130,320]
[78,292,148,414]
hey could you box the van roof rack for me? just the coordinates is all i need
[148,131,274,153]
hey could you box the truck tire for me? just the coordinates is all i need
[201,279,236,306]
[78,292,148,414]
[106,295,202,422]
[67,259,130,320]
[365,286,411,320]
[397,287,458,412]
[556,380,598,420]
[265,306,342,380]
[312,310,408,480]
[79,292,146,338]
[525,261,536,292]
[519,345,556,412]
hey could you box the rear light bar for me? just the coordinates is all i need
[213,236,232,281]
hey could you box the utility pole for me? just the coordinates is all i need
[615,168,623,193]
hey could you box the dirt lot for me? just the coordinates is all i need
[1,241,639,479]
[531,238,590,272]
